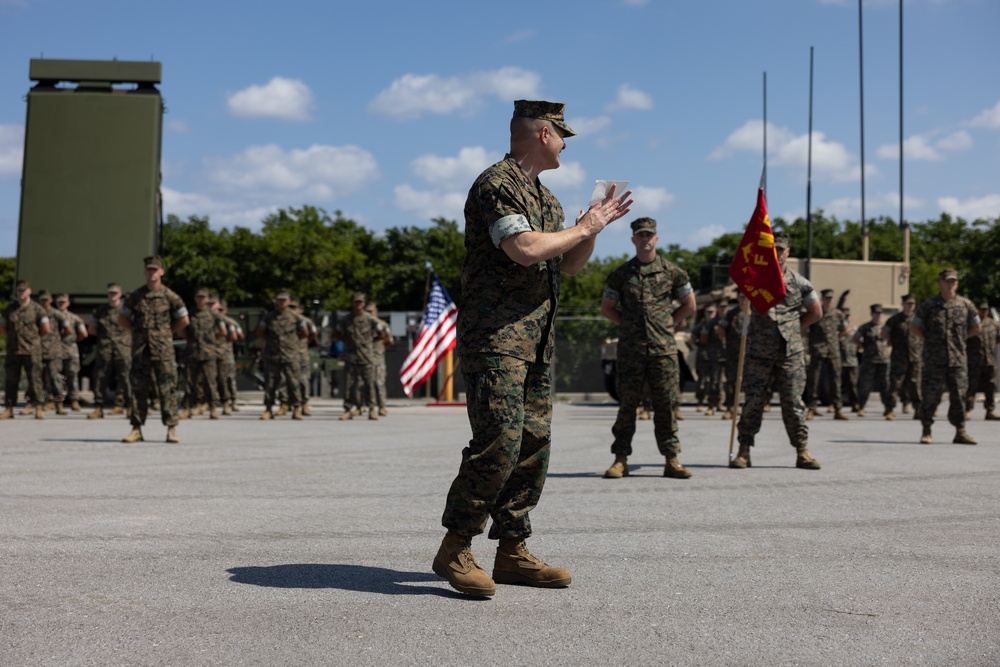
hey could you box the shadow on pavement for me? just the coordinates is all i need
[226,563,468,598]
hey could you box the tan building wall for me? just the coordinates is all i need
[791,258,910,314]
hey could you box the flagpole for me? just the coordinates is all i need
[727,300,751,462]
[418,264,433,398]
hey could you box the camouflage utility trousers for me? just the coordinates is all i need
[737,350,808,449]
[4,353,44,408]
[93,347,131,407]
[920,362,968,429]
[805,354,842,409]
[442,355,551,541]
[966,363,996,412]
[344,361,375,412]
[858,361,890,411]
[611,352,680,457]
[887,357,921,411]
[130,354,179,428]
[263,357,303,409]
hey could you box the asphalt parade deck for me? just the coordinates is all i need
[2,395,998,666]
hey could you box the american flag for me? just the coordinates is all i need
[400,273,458,396]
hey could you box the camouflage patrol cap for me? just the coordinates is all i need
[630,217,656,234]
[870,303,883,313]
[195,288,210,298]
[55,294,69,304]
[144,256,164,269]
[939,268,958,281]
[821,289,834,298]
[773,231,790,249]
[37,290,52,301]
[979,301,990,309]
[513,100,576,137]
[351,291,366,303]
[274,290,291,301]
[902,294,915,304]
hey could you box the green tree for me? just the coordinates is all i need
[377,218,465,311]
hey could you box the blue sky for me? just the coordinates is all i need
[1,0,997,261]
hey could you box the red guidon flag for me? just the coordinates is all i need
[728,185,787,314]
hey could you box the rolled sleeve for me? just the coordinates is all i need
[489,214,532,248]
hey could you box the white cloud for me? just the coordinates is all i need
[877,130,972,161]
[161,187,278,229]
[227,77,315,121]
[538,160,587,189]
[568,116,611,136]
[393,184,468,224]
[606,84,653,112]
[968,101,1000,129]
[630,186,676,211]
[166,119,190,134]
[207,144,379,200]
[410,146,501,190]
[824,192,925,220]
[938,194,1000,221]
[711,120,867,182]
[0,124,24,177]
[688,224,727,247]
[368,67,541,119]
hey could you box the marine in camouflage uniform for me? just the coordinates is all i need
[36,291,69,411]
[434,100,632,597]
[854,304,891,417]
[692,306,713,411]
[89,283,132,417]
[285,299,318,415]
[55,293,89,410]
[732,232,822,470]
[912,269,980,444]
[338,292,379,420]
[882,294,922,419]
[217,299,243,412]
[718,294,748,418]
[600,217,696,479]
[183,288,227,418]
[1,280,50,419]
[120,256,190,443]
[367,302,393,417]
[839,308,860,411]
[965,302,997,419]
[257,290,308,419]
[804,288,848,419]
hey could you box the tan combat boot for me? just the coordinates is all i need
[493,539,571,588]
[795,447,821,470]
[432,533,495,596]
[0,407,13,420]
[70,400,81,411]
[379,407,388,416]
[35,405,45,420]
[301,403,312,416]
[953,428,977,445]
[603,454,629,479]
[351,407,363,416]
[43,400,55,411]
[704,407,715,416]
[919,427,932,444]
[222,404,233,416]
[55,403,67,415]
[985,410,998,421]
[110,405,125,415]
[674,406,684,421]
[122,427,143,443]
[20,403,35,415]
[834,409,849,421]
[730,443,752,468]
[856,407,866,417]
[339,410,353,421]
[209,407,219,420]
[292,406,304,420]
[87,405,104,419]
[805,408,815,421]
[722,409,732,420]
[368,409,379,421]
[230,402,240,412]
[166,426,180,443]
[664,456,692,479]
[260,408,274,421]
[275,403,288,417]
[192,403,206,416]
[885,410,895,421]
[901,404,910,414]
[178,408,192,420]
